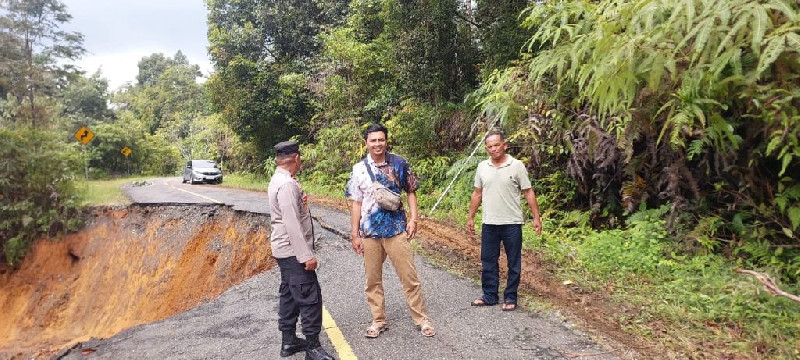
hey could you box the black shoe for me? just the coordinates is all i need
[280,338,308,357]
[305,346,335,360]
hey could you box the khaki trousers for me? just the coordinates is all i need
[363,233,428,326]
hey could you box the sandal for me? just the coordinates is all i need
[365,322,388,338]
[502,301,517,311]
[470,298,497,307]
[419,320,436,337]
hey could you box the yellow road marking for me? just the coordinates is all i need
[171,180,355,358]
[323,306,357,360]
[171,184,222,203]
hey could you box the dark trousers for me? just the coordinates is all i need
[480,224,522,304]
[276,256,322,336]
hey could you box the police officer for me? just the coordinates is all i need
[268,140,334,360]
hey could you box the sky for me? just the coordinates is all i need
[61,0,213,90]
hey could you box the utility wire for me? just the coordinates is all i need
[429,117,500,215]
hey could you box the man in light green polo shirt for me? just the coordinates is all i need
[467,129,542,311]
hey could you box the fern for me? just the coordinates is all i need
[764,0,797,22]
[757,35,786,76]
[716,14,749,57]
[789,206,800,230]
[750,3,770,53]
[687,139,705,160]
[474,0,800,272]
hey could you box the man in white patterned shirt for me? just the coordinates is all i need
[345,123,435,338]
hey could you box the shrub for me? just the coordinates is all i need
[301,121,364,188]
[0,127,84,266]
[577,206,672,277]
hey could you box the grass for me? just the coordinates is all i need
[76,177,148,206]
[527,210,800,359]
[219,173,269,191]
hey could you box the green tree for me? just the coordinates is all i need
[59,70,114,129]
[207,0,350,66]
[114,52,204,136]
[136,51,193,86]
[206,0,349,158]
[0,127,82,266]
[89,52,209,177]
[205,61,314,156]
[474,0,530,73]
[477,0,800,279]
[317,10,399,125]
[0,0,85,126]
[386,0,478,103]
[308,0,478,172]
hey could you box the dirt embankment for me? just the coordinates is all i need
[0,204,274,359]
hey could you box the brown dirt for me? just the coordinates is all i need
[0,204,274,359]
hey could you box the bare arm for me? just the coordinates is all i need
[522,188,542,235]
[406,191,418,240]
[467,187,482,237]
[349,200,364,256]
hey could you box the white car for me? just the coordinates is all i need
[182,160,223,184]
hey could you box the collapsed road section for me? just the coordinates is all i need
[0,204,273,359]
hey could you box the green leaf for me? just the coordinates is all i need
[776,196,788,212]
[716,12,748,57]
[789,205,800,230]
[692,19,714,62]
[687,139,705,160]
[684,0,696,33]
[732,213,746,233]
[757,35,786,76]
[750,5,770,53]
[765,133,784,155]
[764,0,797,22]
[786,32,800,51]
[648,51,666,90]
[779,153,793,176]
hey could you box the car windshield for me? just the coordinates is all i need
[192,160,217,168]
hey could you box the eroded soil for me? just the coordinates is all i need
[0,204,274,359]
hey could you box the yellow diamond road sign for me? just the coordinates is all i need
[121,146,132,157]
[74,126,94,144]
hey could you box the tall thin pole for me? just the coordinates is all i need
[83,144,88,180]
[429,118,500,215]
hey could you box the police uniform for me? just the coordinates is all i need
[267,140,333,360]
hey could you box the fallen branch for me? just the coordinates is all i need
[736,269,800,303]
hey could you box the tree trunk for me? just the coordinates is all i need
[25,34,36,127]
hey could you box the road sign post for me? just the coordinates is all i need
[74,126,95,180]
[74,126,95,144]
[121,146,132,175]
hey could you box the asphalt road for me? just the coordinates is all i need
[59,177,623,360]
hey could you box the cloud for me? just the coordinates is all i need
[77,50,213,91]
[62,0,212,90]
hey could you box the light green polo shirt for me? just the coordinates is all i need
[474,155,532,225]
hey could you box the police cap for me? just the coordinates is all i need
[274,140,300,156]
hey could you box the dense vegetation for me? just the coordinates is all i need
[2,0,798,358]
